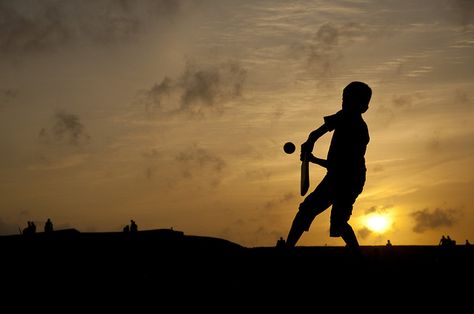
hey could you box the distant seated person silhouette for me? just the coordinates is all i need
[23,221,37,235]
[285,81,372,254]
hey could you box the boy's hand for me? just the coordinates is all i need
[300,151,315,162]
[300,142,314,161]
[301,152,316,163]
[300,142,313,154]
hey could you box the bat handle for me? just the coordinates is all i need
[301,151,310,162]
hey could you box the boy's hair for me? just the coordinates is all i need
[342,81,372,112]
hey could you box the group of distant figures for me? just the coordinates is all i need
[276,236,471,248]
[22,218,53,235]
[439,235,466,247]
[439,235,456,247]
[22,218,139,235]
[123,220,138,233]
[384,238,471,247]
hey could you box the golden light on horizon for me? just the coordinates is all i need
[365,214,391,233]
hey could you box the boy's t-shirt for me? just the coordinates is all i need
[324,110,369,176]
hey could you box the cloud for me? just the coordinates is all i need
[453,89,471,108]
[29,153,90,171]
[0,1,70,55]
[0,0,184,55]
[139,60,247,118]
[142,77,173,112]
[175,145,226,186]
[39,111,90,146]
[304,22,365,81]
[0,88,17,109]
[449,0,474,27]
[426,131,442,152]
[142,148,161,180]
[245,167,273,182]
[364,205,393,215]
[179,61,246,115]
[357,226,372,240]
[405,66,433,78]
[263,192,295,210]
[411,207,460,233]
[372,164,385,173]
[176,146,225,172]
[392,95,413,108]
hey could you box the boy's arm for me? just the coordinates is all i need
[301,124,330,154]
[307,154,328,168]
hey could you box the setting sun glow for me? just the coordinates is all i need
[365,214,391,233]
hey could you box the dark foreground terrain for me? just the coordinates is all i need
[1,229,472,309]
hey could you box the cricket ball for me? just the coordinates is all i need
[283,142,296,154]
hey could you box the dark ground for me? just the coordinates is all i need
[1,229,472,310]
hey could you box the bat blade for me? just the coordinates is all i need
[300,159,309,196]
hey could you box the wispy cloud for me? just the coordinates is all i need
[29,153,90,171]
[0,0,185,55]
[137,60,246,118]
[405,66,433,78]
[364,204,393,215]
[263,192,295,210]
[175,145,226,186]
[39,111,90,146]
[449,0,474,27]
[0,88,17,109]
[304,22,366,83]
[357,226,372,240]
[142,148,161,180]
[411,207,460,233]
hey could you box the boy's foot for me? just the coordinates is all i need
[345,245,366,264]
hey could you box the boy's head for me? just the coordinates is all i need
[342,81,372,114]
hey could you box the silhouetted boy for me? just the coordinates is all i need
[285,81,372,253]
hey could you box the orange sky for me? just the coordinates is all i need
[0,0,473,247]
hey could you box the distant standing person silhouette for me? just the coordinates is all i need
[130,220,138,233]
[44,218,53,233]
[439,235,447,246]
[30,221,36,234]
[285,81,372,254]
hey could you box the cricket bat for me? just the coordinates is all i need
[300,152,310,196]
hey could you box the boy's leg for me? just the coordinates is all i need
[286,175,332,247]
[330,201,364,263]
[330,174,365,248]
[286,211,309,247]
[330,191,361,249]
[339,222,359,248]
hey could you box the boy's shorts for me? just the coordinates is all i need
[298,171,365,236]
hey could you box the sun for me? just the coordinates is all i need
[365,214,391,233]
